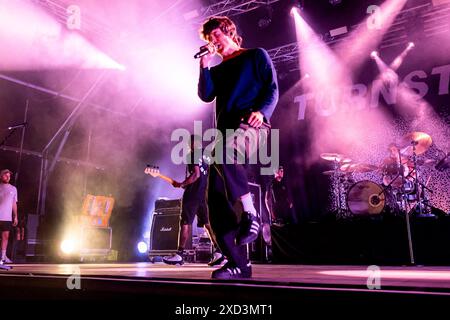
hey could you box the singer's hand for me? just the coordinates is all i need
[200,43,216,68]
[247,111,264,128]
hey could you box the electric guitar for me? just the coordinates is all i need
[144,165,175,186]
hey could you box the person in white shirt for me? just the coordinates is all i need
[0,169,18,264]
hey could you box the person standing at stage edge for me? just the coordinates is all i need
[162,135,227,267]
[197,16,279,279]
[265,166,297,226]
[0,169,18,264]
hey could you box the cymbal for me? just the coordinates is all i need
[399,132,432,156]
[356,163,380,172]
[340,163,354,172]
[320,153,352,163]
[341,163,378,173]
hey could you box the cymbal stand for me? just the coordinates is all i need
[398,147,415,265]
[416,177,434,215]
[409,150,433,217]
[410,141,425,217]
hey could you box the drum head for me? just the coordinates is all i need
[347,180,385,215]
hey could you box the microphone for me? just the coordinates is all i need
[194,45,211,59]
[7,122,27,130]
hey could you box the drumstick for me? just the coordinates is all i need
[425,175,431,187]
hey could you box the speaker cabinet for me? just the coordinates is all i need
[149,209,192,256]
[80,227,112,250]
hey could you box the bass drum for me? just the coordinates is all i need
[347,180,386,216]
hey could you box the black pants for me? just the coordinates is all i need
[206,125,269,269]
[207,164,248,269]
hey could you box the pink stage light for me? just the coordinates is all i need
[0,0,124,71]
[335,0,408,73]
[390,42,416,71]
[370,51,379,59]
[370,51,442,130]
[288,9,395,164]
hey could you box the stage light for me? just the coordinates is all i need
[370,51,379,59]
[60,239,76,255]
[258,17,272,28]
[407,42,415,50]
[329,0,342,5]
[291,1,304,15]
[257,5,273,29]
[137,241,148,254]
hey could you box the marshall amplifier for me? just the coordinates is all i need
[154,199,182,212]
[149,212,192,256]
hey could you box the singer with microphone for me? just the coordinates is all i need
[196,16,279,280]
[194,43,215,59]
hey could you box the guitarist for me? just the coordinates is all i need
[163,135,226,266]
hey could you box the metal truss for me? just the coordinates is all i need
[198,0,282,20]
[0,146,105,171]
[267,43,299,69]
[30,0,117,42]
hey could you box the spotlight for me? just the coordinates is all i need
[291,1,304,15]
[60,239,76,255]
[258,17,272,28]
[329,0,342,5]
[137,241,148,254]
[370,51,379,59]
[407,42,415,50]
[304,73,311,79]
[257,5,273,29]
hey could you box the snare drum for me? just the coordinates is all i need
[347,180,386,216]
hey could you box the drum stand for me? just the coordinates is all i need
[377,148,416,264]
[398,146,415,265]
[408,146,435,217]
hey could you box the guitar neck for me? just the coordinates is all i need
[158,174,174,185]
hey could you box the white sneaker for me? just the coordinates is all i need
[1,256,13,264]
[208,252,227,267]
[162,253,184,265]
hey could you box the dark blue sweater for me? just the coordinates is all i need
[198,48,279,130]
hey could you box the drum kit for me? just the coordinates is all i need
[321,131,437,219]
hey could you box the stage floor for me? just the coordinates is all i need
[2,262,450,315]
[3,262,450,291]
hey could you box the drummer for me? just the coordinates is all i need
[381,143,411,187]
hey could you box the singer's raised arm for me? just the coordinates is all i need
[198,66,215,103]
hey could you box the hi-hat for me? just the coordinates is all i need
[320,153,352,163]
[399,132,432,156]
[322,170,349,176]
